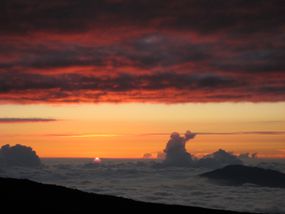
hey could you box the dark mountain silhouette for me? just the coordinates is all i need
[200,165,285,188]
[0,177,255,213]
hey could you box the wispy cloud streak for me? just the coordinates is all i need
[0,118,57,123]
[1,131,285,138]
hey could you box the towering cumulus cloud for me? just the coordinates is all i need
[0,144,41,168]
[161,131,246,168]
[163,131,196,166]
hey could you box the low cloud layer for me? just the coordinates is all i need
[0,141,284,213]
[1,157,284,214]
[0,144,41,167]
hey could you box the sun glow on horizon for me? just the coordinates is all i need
[0,102,284,158]
[93,157,102,164]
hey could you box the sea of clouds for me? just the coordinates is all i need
[1,131,285,213]
[1,158,285,214]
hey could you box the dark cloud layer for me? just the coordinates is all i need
[0,72,242,92]
[0,118,57,123]
[2,71,282,103]
[0,0,284,103]
[1,0,284,35]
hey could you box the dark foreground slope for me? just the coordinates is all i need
[201,165,285,188]
[0,177,253,213]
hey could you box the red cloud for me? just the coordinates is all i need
[0,0,284,103]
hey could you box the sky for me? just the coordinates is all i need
[0,0,284,158]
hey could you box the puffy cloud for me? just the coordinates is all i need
[0,144,41,167]
[198,149,243,168]
[163,131,196,166]
[159,132,245,168]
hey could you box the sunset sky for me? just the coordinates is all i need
[0,0,284,158]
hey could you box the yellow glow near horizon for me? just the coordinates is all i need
[0,102,284,158]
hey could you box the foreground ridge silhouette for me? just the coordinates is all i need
[0,177,256,213]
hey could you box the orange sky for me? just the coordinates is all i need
[0,102,284,158]
[1,0,285,159]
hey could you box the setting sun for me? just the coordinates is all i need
[0,1,285,212]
